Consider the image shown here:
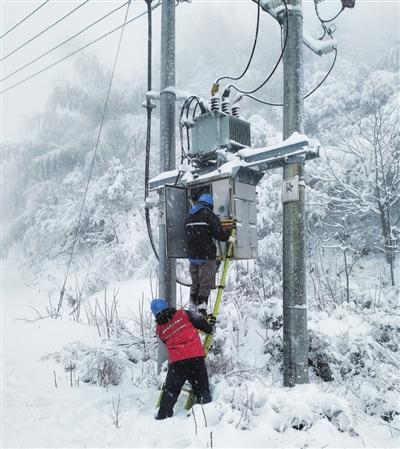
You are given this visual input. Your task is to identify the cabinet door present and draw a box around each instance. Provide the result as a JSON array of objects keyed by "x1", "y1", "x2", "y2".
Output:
[{"x1": 165, "y1": 185, "x2": 189, "y2": 258}]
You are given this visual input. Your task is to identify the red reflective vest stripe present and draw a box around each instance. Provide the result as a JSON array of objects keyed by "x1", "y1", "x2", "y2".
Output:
[{"x1": 156, "y1": 309, "x2": 205, "y2": 363}]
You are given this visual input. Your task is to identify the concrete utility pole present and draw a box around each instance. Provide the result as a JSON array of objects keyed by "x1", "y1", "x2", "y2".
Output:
[
  {"x1": 282, "y1": 0, "x2": 309, "y2": 386},
  {"x1": 158, "y1": 0, "x2": 176, "y2": 371}
]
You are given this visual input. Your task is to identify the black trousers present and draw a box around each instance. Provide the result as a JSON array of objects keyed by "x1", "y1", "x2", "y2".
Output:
[{"x1": 158, "y1": 357, "x2": 211, "y2": 419}]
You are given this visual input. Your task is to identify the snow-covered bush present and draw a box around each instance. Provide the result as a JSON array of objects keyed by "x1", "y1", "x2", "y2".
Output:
[
  {"x1": 56, "y1": 342, "x2": 128, "y2": 387},
  {"x1": 308, "y1": 330, "x2": 333, "y2": 381},
  {"x1": 268, "y1": 385, "x2": 353, "y2": 433},
  {"x1": 82, "y1": 349, "x2": 125, "y2": 387},
  {"x1": 368, "y1": 309, "x2": 400, "y2": 354},
  {"x1": 215, "y1": 380, "x2": 268, "y2": 430},
  {"x1": 207, "y1": 318, "x2": 240, "y2": 377},
  {"x1": 309, "y1": 300, "x2": 400, "y2": 423}
]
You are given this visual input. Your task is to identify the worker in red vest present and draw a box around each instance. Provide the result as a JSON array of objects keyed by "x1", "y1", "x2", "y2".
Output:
[{"x1": 151, "y1": 298, "x2": 214, "y2": 420}]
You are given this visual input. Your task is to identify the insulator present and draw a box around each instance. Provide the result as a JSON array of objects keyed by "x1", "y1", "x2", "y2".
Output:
[
  {"x1": 210, "y1": 95, "x2": 220, "y2": 112},
  {"x1": 231, "y1": 105, "x2": 240, "y2": 117},
  {"x1": 221, "y1": 100, "x2": 230, "y2": 115}
]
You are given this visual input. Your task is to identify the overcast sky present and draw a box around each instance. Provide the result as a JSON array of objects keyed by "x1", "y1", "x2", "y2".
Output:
[{"x1": 1, "y1": 0, "x2": 399, "y2": 142}]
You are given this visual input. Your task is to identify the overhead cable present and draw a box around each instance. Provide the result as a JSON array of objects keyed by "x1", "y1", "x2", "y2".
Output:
[
  {"x1": 241, "y1": 47, "x2": 338, "y2": 106},
  {"x1": 240, "y1": 93, "x2": 282, "y2": 106},
  {"x1": 303, "y1": 47, "x2": 337, "y2": 99},
  {"x1": 57, "y1": 1, "x2": 132, "y2": 316},
  {"x1": 144, "y1": 0, "x2": 159, "y2": 261},
  {"x1": 0, "y1": 9, "x2": 149, "y2": 95},
  {"x1": 215, "y1": 0, "x2": 261, "y2": 85},
  {"x1": 314, "y1": 1, "x2": 344, "y2": 23},
  {"x1": 0, "y1": 0, "x2": 51, "y2": 40},
  {"x1": 1, "y1": 0, "x2": 90, "y2": 62},
  {"x1": 227, "y1": 0, "x2": 288, "y2": 96},
  {"x1": 237, "y1": 0, "x2": 339, "y2": 108},
  {"x1": 1, "y1": 1, "x2": 130, "y2": 83},
  {"x1": 179, "y1": 95, "x2": 200, "y2": 161}
]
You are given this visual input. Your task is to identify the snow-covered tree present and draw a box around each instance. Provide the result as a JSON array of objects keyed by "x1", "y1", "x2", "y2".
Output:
[{"x1": 311, "y1": 71, "x2": 399, "y2": 286}]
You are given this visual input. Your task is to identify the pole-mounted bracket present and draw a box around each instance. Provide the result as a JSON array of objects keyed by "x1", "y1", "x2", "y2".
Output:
[
  {"x1": 251, "y1": 0, "x2": 338, "y2": 56},
  {"x1": 237, "y1": 132, "x2": 319, "y2": 170},
  {"x1": 303, "y1": 31, "x2": 337, "y2": 56},
  {"x1": 146, "y1": 88, "x2": 199, "y2": 102},
  {"x1": 149, "y1": 132, "x2": 320, "y2": 191},
  {"x1": 284, "y1": 154, "x2": 307, "y2": 165}
]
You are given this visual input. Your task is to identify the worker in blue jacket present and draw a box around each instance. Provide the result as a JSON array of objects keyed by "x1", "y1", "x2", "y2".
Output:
[{"x1": 184, "y1": 193, "x2": 235, "y2": 315}]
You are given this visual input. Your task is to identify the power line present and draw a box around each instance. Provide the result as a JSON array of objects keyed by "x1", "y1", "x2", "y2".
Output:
[
  {"x1": 57, "y1": 1, "x2": 132, "y2": 316},
  {"x1": 304, "y1": 47, "x2": 337, "y2": 99},
  {"x1": 215, "y1": 0, "x2": 261, "y2": 85},
  {"x1": 236, "y1": 0, "x2": 339, "y2": 108},
  {"x1": 0, "y1": 9, "x2": 149, "y2": 95},
  {"x1": 1, "y1": 0, "x2": 90, "y2": 63},
  {"x1": 227, "y1": 0, "x2": 289, "y2": 96},
  {"x1": 0, "y1": 0, "x2": 51, "y2": 40},
  {"x1": 314, "y1": 1, "x2": 344, "y2": 23},
  {"x1": 1, "y1": 1, "x2": 129, "y2": 83},
  {"x1": 241, "y1": 47, "x2": 338, "y2": 106},
  {"x1": 178, "y1": 95, "x2": 200, "y2": 161},
  {"x1": 144, "y1": 0, "x2": 159, "y2": 260},
  {"x1": 241, "y1": 93, "x2": 282, "y2": 106}
]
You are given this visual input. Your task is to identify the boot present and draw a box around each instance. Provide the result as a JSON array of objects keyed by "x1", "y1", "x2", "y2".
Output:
[
  {"x1": 196, "y1": 390, "x2": 212, "y2": 404},
  {"x1": 155, "y1": 410, "x2": 173, "y2": 420}
]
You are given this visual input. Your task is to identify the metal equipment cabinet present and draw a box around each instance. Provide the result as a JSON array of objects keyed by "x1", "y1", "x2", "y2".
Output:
[{"x1": 165, "y1": 167, "x2": 263, "y2": 260}]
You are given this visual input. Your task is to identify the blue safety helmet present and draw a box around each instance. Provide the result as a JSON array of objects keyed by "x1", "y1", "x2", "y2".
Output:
[
  {"x1": 198, "y1": 193, "x2": 214, "y2": 206},
  {"x1": 150, "y1": 298, "x2": 168, "y2": 316}
]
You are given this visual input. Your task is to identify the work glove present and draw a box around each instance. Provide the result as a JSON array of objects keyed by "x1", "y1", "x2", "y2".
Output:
[
  {"x1": 208, "y1": 315, "x2": 217, "y2": 326},
  {"x1": 198, "y1": 308, "x2": 207, "y2": 317},
  {"x1": 222, "y1": 220, "x2": 236, "y2": 232},
  {"x1": 228, "y1": 235, "x2": 236, "y2": 244}
]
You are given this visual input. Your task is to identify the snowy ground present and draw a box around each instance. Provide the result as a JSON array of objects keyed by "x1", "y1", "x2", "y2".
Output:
[{"x1": 2, "y1": 258, "x2": 400, "y2": 448}]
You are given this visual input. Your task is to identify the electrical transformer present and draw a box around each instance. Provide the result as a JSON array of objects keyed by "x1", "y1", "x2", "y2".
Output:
[{"x1": 190, "y1": 111, "x2": 251, "y2": 161}]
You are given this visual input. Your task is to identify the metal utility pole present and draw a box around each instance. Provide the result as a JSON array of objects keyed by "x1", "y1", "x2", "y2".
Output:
[
  {"x1": 282, "y1": 0, "x2": 309, "y2": 386},
  {"x1": 158, "y1": 0, "x2": 176, "y2": 371}
]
